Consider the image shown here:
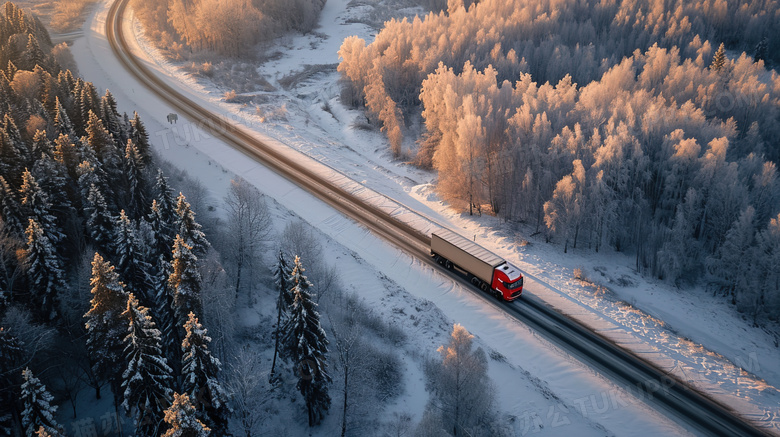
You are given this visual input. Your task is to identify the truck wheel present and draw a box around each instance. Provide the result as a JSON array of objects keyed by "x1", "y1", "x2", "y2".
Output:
[
  {"x1": 445, "y1": 260, "x2": 453, "y2": 270},
  {"x1": 480, "y1": 283, "x2": 488, "y2": 292}
]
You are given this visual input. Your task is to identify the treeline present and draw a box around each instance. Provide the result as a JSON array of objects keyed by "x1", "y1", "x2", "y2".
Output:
[
  {"x1": 338, "y1": 0, "x2": 780, "y2": 322},
  {"x1": 132, "y1": 0, "x2": 327, "y2": 57}
]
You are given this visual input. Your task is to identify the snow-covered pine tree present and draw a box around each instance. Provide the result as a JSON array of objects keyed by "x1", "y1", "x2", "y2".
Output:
[
  {"x1": 147, "y1": 200, "x2": 177, "y2": 367},
  {"x1": 123, "y1": 139, "x2": 147, "y2": 221},
  {"x1": 113, "y1": 210, "x2": 152, "y2": 306},
  {"x1": 84, "y1": 183, "x2": 114, "y2": 255},
  {"x1": 20, "y1": 368, "x2": 63, "y2": 436},
  {"x1": 53, "y1": 97, "x2": 74, "y2": 137},
  {"x1": 0, "y1": 175, "x2": 23, "y2": 238},
  {"x1": 84, "y1": 252, "x2": 128, "y2": 401},
  {"x1": 23, "y1": 219, "x2": 66, "y2": 321},
  {"x1": 270, "y1": 249, "x2": 292, "y2": 383},
  {"x1": 0, "y1": 328, "x2": 23, "y2": 436},
  {"x1": 122, "y1": 293, "x2": 173, "y2": 437},
  {"x1": 161, "y1": 393, "x2": 210, "y2": 437},
  {"x1": 754, "y1": 37, "x2": 768, "y2": 64},
  {"x1": 0, "y1": 129, "x2": 24, "y2": 185},
  {"x1": 169, "y1": 235, "x2": 203, "y2": 333},
  {"x1": 100, "y1": 90, "x2": 122, "y2": 141},
  {"x1": 23, "y1": 34, "x2": 44, "y2": 71},
  {"x1": 19, "y1": 169, "x2": 64, "y2": 247},
  {"x1": 2, "y1": 114, "x2": 28, "y2": 166},
  {"x1": 174, "y1": 193, "x2": 210, "y2": 257},
  {"x1": 129, "y1": 112, "x2": 152, "y2": 166},
  {"x1": 281, "y1": 255, "x2": 331, "y2": 426},
  {"x1": 711, "y1": 42, "x2": 727, "y2": 72},
  {"x1": 181, "y1": 312, "x2": 229, "y2": 434},
  {"x1": 85, "y1": 110, "x2": 121, "y2": 176}
]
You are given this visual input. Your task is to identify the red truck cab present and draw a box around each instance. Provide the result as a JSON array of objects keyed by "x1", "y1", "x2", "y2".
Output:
[{"x1": 492, "y1": 263, "x2": 524, "y2": 300}]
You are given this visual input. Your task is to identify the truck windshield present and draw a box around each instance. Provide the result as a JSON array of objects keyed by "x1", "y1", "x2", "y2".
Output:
[{"x1": 504, "y1": 277, "x2": 523, "y2": 290}]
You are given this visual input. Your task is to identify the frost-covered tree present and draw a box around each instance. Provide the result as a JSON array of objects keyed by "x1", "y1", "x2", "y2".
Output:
[
  {"x1": 422, "y1": 324, "x2": 496, "y2": 437},
  {"x1": 113, "y1": 210, "x2": 152, "y2": 306},
  {"x1": 129, "y1": 112, "x2": 152, "y2": 166},
  {"x1": 0, "y1": 176, "x2": 23, "y2": 238},
  {"x1": 281, "y1": 256, "x2": 331, "y2": 426},
  {"x1": 0, "y1": 328, "x2": 23, "y2": 436},
  {"x1": 169, "y1": 235, "x2": 203, "y2": 336},
  {"x1": 175, "y1": 193, "x2": 210, "y2": 257},
  {"x1": 269, "y1": 249, "x2": 292, "y2": 383},
  {"x1": 19, "y1": 170, "x2": 64, "y2": 247},
  {"x1": 161, "y1": 392, "x2": 210, "y2": 437},
  {"x1": 20, "y1": 368, "x2": 63, "y2": 437},
  {"x1": 84, "y1": 252, "x2": 128, "y2": 401},
  {"x1": 123, "y1": 140, "x2": 147, "y2": 221},
  {"x1": 223, "y1": 177, "x2": 271, "y2": 298},
  {"x1": 84, "y1": 183, "x2": 114, "y2": 256},
  {"x1": 710, "y1": 42, "x2": 727, "y2": 72},
  {"x1": 181, "y1": 312, "x2": 229, "y2": 434},
  {"x1": 23, "y1": 219, "x2": 66, "y2": 321},
  {"x1": 122, "y1": 293, "x2": 173, "y2": 436}
]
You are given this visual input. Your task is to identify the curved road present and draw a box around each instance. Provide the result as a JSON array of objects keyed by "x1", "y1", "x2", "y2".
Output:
[{"x1": 106, "y1": 1, "x2": 769, "y2": 435}]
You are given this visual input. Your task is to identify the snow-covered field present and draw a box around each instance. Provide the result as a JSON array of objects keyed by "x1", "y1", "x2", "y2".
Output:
[{"x1": 63, "y1": 0, "x2": 779, "y2": 434}]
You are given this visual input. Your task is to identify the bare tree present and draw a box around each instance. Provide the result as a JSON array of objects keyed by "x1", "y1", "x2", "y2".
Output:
[
  {"x1": 329, "y1": 300, "x2": 371, "y2": 437},
  {"x1": 224, "y1": 178, "x2": 271, "y2": 300},
  {"x1": 224, "y1": 347, "x2": 267, "y2": 437},
  {"x1": 199, "y1": 248, "x2": 236, "y2": 360},
  {"x1": 280, "y1": 220, "x2": 338, "y2": 301}
]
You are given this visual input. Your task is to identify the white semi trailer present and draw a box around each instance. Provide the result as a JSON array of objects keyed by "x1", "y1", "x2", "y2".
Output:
[{"x1": 431, "y1": 229, "x2": 523, "y2": 301}]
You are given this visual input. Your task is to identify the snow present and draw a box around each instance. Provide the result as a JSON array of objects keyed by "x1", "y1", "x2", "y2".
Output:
[{"x1": 62, "y1": 0, "x2": 780, "y2": 435}]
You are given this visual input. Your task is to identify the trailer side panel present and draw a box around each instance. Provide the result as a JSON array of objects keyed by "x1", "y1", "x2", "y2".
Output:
[{"x1": 431, "y1": 229, "x2": 504, "y2": 284}]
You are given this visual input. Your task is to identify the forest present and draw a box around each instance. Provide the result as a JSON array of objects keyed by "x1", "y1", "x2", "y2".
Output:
[
  {"x1": 131, "y1": 0, "x2": 327, "y2": 57},
  {"x1": 338, "y1": 0, "x2": 780, "y2": 323}
]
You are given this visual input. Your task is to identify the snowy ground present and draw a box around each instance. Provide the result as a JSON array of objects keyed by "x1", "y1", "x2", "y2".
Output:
[{"x1": 59, "y1": 0, "x2": 780, "y2": 434}]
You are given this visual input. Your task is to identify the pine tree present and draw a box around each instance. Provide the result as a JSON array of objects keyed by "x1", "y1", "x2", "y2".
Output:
[
  {"x1": 270, "y1": 249, "x2": 292, "y2": 383},
  {"x1": 53, "y1": 97, "x2": 74, "y2": 137},
  {"x1": 84, "y1": 252, "x2": 128, "y2": 401},
  {"x1": 281, "y1": 256, "x2": 331, "y2": 427},
  {"x1": 711, "y1": 42, "x2": 727, "y2": 72},
  {"x1": 161, "y1": 393, "x2": 210, "y2": 437},
  {"x1": 19, "y1": 169, "x2": 64, "y2": 247},
  {"x1": 0, "y1": 129, "x2": 24, "y2": 184},
  {"x1": 169, "y1": 236, "x2": 203, "y2": 336},
  {"x1": 20, "y1": 368, "x2": 63, "y2": 436},
  {"x1": 122, "y1": 293, "x2": 173, "y2": 437},
  {"x1": 147, "y1": 200, "x2": 178, "y2": 367},
  {"x1": 754, "y1": 37, "x2": 768, "y2": 65},
  {"x1": 0, "y1": 175, "x2": 23, "y2": 238},
  {"x1": 84, "y1": 183, "x2": 114, "y2": 254},
  {"x1": 23, "y1": 219, "x2": 66, "y2": 321},
  {"x1": 0, "y1": 328, "x2": 23, "y2": 437},
  {"x1": 86, "y1": 110, "x2": 120, "y2": 172},
  {"x1": 174, "y1": 193, "x2": 210, "y2": 257},
  {"x1": 113, "y1": 210, "x2": 152, "y2": 306},
  {"x1": 23, "y1": 34, "x2": 44, "y2": 71},
  {"x1": 181, "y1": 312, "x2": 229, "y2": 434},
  {"x1": 124, "y1": 139, "x2": 147, "y2": 220},
  {"x1": 3, "y1": 113, "x2": 28, "y2": 165},
  {"x1": 129, "y1": 112, "x2": 152, "y2": 166},
  {"x1": 100, "y1": 90, "x2": 122, "y2": 140}
]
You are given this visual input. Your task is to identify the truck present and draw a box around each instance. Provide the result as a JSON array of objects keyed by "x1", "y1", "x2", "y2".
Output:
[{"x1": 431, "y1": 229, "x2": 523, "y2": 301}]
